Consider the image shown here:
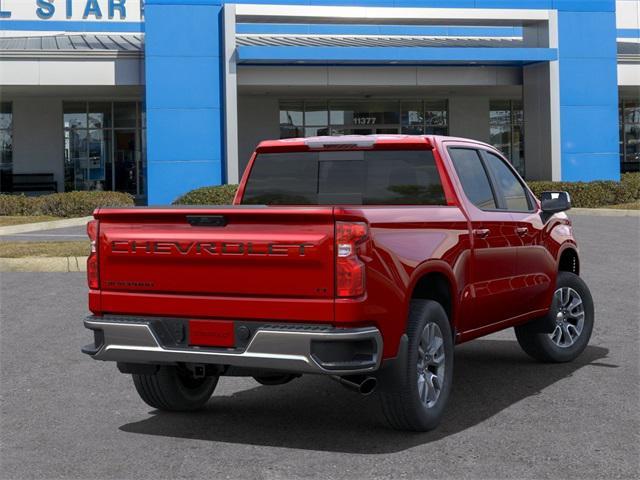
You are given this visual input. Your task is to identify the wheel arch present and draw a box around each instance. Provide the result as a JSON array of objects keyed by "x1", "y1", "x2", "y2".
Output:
[
  {"x1": 558, "y1": 245, "x2": 580, "y2": 275},
  {"x1": 407, "y1": 261, "x2": 458, "y2": 337}
]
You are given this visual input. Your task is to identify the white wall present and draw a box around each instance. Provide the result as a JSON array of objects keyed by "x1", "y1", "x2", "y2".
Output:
[
  {"x1": 617, "y1": 0, "x2": 640, "y2": 30},
  {"x1": 237, "y1": 96, "x2": 280, "y2": 177},
  {"x1": 12, "y1": 97, "x2": 64, "y2": 191}
]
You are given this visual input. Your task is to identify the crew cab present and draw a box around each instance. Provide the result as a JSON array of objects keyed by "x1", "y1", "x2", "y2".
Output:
[{"x1": 82, "y1": 135, "x2": 594, "y2": 431}]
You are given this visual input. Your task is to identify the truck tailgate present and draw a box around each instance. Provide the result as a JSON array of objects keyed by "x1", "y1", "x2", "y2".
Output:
[{"x1": 94, "y1": 207, "x2": 335, "y2": 319}]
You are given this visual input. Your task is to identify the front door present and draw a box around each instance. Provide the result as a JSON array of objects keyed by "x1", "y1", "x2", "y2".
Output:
[
  {"x1": 479, "y1": 150, "x2": 556, "y2": 315},
  {"x1": 446, "y1": 146, "x2": 521, "y2": 332}
]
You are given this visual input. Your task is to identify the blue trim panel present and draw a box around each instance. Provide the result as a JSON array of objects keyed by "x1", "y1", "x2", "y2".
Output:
[
  {"x1": 236, "y1": 46, "x2": 557, "y2": 64},
  {"x1": 0, "y1": 20, "x2": 144, "y2": 32},
  {"x1": 557, "y1": 10, "x2": 619, "y2": 181},
  {"x1": 145, "y1": 2, "x2": 225, "y2": 205},
  {"x1": 236, "y1": 23, "x2": 524, "y2": 37},
  {"x1": 617, "y1": 29, "x2": 640, "y2": 39}
]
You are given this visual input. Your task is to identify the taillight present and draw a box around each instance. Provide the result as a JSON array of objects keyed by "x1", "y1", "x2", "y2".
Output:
[
  {"x1": 87, "y1": 220, "x2": 99, "y2": 289},
  {"x1": 335, "y1": 221, "x2": 368, "y2": 298}
]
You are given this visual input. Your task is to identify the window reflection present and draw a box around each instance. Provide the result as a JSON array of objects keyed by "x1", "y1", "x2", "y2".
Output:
[
  {"x1": 0, "y1": 102, "x2": 13, "y2": 192},
  {"x1": 490, "y1": 100, "x2": 524, "y2": 176},
  {"x1": 280, "y1": 99, "x2": 449, "y2": 139},
  {"x1": 63, "y1": 101, "x2": 146, "y2": 198},
  {"x1": 620, "y1": 99, "x2": 640, "y2": 173}
]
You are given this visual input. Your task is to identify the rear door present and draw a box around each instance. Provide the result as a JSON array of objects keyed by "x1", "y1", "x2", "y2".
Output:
[{"x1": 446, "y1": 146, "x2": 521, "y2": 332}]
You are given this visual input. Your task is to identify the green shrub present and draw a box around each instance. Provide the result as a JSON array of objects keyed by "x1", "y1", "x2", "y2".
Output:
[
  {"x1": 0, "y1": 191, "x2": 134, "y2": 217},
  {"x1": 173, "y1": 184, "x2": 239, "y2": 205},
  {"x1": 527, "y1": 172, "x2": 640, "y2": 208},
  {"x1": 0, "y1": 194, "x2": 39, "y2": 216}
]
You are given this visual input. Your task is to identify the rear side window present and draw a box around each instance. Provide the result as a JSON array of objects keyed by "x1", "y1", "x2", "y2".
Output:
[
  {"x1": 448, "y1": 148, "x2": 497, "y2": 210},
  {"x1": 482, "y1": 151, "x2": 532, "y2": 211},
  {"x1": 242, "y1": 150, "x2": 446, "y2": 205}
]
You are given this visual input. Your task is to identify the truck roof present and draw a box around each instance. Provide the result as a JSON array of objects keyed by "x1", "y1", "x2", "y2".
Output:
[{"x1": 256, "y1": 134, "x2": 493, "y2": 152}]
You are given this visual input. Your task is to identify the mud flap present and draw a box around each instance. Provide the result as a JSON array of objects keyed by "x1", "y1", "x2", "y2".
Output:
[{"x1": 375, "y1": 334, "x2": 408, "y2": 392}]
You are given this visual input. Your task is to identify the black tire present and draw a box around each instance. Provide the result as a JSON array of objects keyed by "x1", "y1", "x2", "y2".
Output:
[
  {"x1": 253, "y1": 374, "x2": 298, "y2": 386},
  {"x1": 515, "y1": 271, "x2": 594, "y2": 363},
  {"x1": 132, "y1": 365, "x2": 219, "y2": 411},
  {"x1": 379, "y1": 300, "x2": 454, "y2": 432}
]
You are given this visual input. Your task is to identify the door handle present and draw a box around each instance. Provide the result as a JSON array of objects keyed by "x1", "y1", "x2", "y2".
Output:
[
  {"x1": 516, "y1": 227, "x2": 529, "y2": 236},
  {"x1": 473, "y1": 228, "x2": 490, "y2": 239}
]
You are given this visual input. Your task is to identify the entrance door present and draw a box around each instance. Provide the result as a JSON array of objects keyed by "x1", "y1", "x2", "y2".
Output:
[{"x1": 114, "y1": 131, "x2": 139, "y2": 195}]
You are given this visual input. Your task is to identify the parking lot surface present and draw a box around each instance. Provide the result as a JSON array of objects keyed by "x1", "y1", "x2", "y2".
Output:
[
  {"x1": 0, "y1": 226, "x2": 86, "y2": 243},
  {"x1": 1, "y1": 214, "x2": 638, "y2": 480}
]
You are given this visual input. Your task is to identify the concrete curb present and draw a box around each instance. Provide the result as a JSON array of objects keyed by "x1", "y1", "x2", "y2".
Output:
[
  {"x1": 570, "y1": 208, "x2": 640, "y2": 217},
  {"x1": 0, "y1": 256, "x2": 88, "y2": 272},
  {"x1": 0, "y1": 216, "x2": 92, "y2": 236}
]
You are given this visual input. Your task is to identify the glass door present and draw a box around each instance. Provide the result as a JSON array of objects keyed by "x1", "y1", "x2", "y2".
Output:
[{"x1": 114, "y1": 130, "x2": 138, "y2": 195}]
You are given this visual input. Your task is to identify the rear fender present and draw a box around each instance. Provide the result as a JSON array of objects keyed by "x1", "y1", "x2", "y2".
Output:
[{"x1": 406, "y1": 260, "x2": 459, "y2": 335}]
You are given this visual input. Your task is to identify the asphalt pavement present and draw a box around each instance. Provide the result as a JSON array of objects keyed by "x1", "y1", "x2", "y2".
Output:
[
  {"x1": 0, "y1": 226, "x2": 87, "y2": 243},
  {"x1": 1, "y1": 214, "x2": 638, "y2": 480}
]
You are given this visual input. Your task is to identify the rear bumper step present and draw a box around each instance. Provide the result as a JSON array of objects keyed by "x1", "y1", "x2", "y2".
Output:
[{"x1": 82, "y1": 316, "x2": 382, "y2": 375}]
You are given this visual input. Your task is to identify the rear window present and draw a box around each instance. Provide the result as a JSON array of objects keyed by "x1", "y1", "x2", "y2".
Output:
[{"x1": 241, "y1": 150, "x2": 446, "y2": 205}]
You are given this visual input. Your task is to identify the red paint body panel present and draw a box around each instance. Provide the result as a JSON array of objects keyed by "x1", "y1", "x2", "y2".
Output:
[{"x1": 88, "y1": 135, "x2": 578, "y2": 361}]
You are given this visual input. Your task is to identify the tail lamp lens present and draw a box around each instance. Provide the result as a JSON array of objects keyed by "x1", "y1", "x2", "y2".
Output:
[
  {"x1": 87, "y1": 220, "x2": 99, "y2": 289},
  {"x1": 336, "y1": 221, "x2": 368, "y2": 298}
]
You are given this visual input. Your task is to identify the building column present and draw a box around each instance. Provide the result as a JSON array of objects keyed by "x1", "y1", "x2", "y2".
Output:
[
  {"x1": 144, "y1": 0, "x2": 225, "y2": 205},
  {"x1": 556, "y1": 7, "x2": 620, "y2": 181}
]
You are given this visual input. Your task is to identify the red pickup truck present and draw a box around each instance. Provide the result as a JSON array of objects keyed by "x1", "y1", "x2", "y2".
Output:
[{"x1": 82, "y1": 135, "x2": 594, "y2": 431}]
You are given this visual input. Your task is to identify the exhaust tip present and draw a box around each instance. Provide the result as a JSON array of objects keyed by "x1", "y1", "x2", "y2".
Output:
[{"x1": 359, "y1": 377, "x2": 377, "y2": 396}]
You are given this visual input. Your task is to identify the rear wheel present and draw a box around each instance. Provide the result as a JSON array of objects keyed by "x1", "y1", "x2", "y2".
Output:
[
  {"x1": 132, "y1": 365, "x2": 219, "y2": 411},
  {"x1": 515, "y1": 271, "x2": 594, "y2": 363},
  {"x1": 379, "y1": 300, "x2": 454, "y2": 431}
]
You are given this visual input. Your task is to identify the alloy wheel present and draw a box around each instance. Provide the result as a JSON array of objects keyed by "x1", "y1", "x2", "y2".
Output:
[
  {"x1": 549, "y1": 287, "x2": 585, "y2": 348},
  {"x1": 417, "y1": 322, "x2": 446, "y2": 408}
]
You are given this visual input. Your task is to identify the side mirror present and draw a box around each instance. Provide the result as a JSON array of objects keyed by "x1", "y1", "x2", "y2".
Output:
[{"x1": 540, "y1": 191, "x2": 571, "y2": 217}]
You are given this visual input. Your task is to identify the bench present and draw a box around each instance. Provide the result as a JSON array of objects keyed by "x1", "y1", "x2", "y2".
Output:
[{"x1": 10, "y1": 173, "x2": 58, "y2": 194}]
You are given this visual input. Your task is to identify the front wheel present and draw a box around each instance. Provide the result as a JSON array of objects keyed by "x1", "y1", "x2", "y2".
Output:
[
  {"x1": 379, "y1": 300, "x2": 454, "y2": 432},
  {"x1": 132, "y1": 365, "x2": 219, "y2": 411},
  {"x1": 515, "y1": 271, "x2": 594, "y2": 363}
]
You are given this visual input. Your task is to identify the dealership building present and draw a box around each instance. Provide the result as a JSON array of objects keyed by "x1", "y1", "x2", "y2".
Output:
[{"x1": 0, "y1": 0, "x2": 638, "y2": 204}]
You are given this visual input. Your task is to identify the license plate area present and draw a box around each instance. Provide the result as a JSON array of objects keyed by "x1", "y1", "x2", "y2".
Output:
[{"x1": 189, "y1": 319, "x2": 235, "y2": 347}]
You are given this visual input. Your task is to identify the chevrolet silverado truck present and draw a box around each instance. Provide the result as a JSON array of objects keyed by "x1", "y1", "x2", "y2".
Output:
[{"x1": 82, "y1": 135, "x2": 594, "y2": 431}]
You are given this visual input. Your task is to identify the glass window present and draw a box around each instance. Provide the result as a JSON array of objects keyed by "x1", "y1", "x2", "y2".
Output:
[
  {"x1": 304, "y1": 101, "x2": 328, "y2": 127},
  {"x1": 490, "y1": 100, "x2": 524, "y2": 176},
  {"x1": 449, "y1": 148, "x2": 496, "y2": 210},
  {"x1": 242, "y1": 150, "x2": 446, "y2": 205},
  {"x1": 620, "y1": 99, "x2": 640, "y2": 173},
  {"x1": 114, "y1": 102, "x2": 136, "y2": 128},
  {"x1": 63, "y1": 101, "x2": 145, "y2": 197},
  {"x1": 483, "y1": 151, "x2": 531, "y2": 211},
  {"x1": 64, "y1": 102, "x2": 87, "y2": 129},
  {"x1": 0, "y1": 102, "x2": 12, "y2": 192},
  {"x1": 89, "y1": 102, "x2": 112, "y2": 129},
  {"x1": 280, "y1": 99, "x2": 448, "y2": 139}
]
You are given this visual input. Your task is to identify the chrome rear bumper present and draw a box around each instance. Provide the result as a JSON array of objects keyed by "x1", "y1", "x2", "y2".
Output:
[{"x1": 83, "y1": 316, "x2": 382, "y2": 375}]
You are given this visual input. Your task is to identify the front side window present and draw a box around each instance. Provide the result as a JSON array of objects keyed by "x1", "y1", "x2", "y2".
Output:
[
  {"x1": 448, "y1": 148, "x2": 496, "y2": 210},
  {"x1": 242, "y1": 150, "x2": 446, "y2": 206},
  {"x1": 483, "y1": 151, "x2": 531, "y2": 211}
]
